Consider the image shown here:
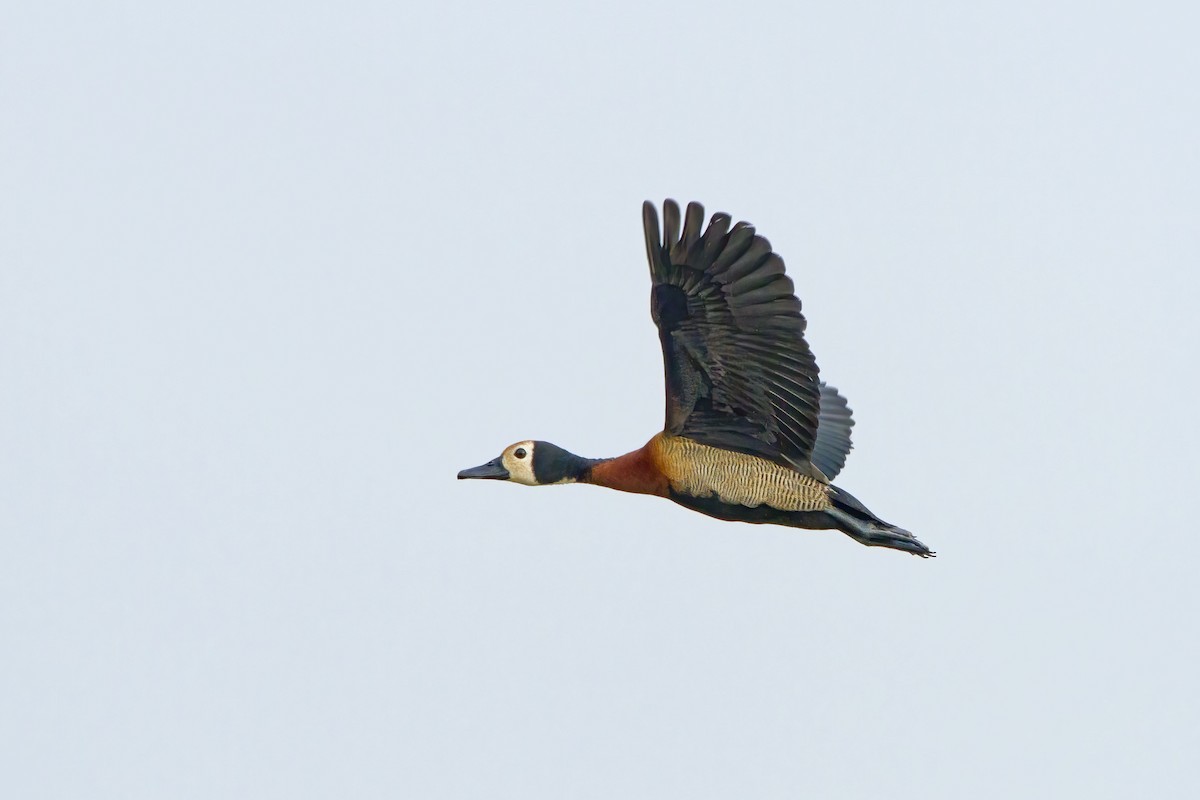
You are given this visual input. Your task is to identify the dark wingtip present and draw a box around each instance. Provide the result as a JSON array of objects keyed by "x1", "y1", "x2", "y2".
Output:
[
  {"x1": 662, "y1": 199, "x2": 682, "y2": 254},
  {"x1": 642, "y1": 200, "x2": 662, "y2": 273},
  {"x1": 679, "y1": 201, "x2": 706, "y2": 258}
]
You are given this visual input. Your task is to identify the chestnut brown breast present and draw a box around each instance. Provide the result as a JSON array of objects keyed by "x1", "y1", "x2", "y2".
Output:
[{"x1": 585, "y1": 439, "x2": 670, "y2": 496}]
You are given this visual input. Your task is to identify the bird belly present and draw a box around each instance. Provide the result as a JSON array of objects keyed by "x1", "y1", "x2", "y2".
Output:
[{"x1": 652, "y1": 435, "x2": 832, "y2": 512}]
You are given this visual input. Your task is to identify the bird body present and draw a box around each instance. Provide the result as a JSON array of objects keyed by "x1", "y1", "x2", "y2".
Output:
[
  {"x1": 459, "y1": 200, "x2": 932, "y2": 556},
  {"x1": 586, "y1": 433, "x2": 830, "y2": 508},
  {"x1": 650, "y1": 433, "x2": 831, "y2": 511}
]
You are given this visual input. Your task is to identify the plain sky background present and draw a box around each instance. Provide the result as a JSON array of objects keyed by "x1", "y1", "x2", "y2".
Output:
[{"x1": 2, "y1": 1, "x2": 1198, "y2": 797}]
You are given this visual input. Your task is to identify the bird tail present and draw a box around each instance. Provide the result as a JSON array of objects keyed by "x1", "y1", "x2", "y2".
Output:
[{"x1": 828, "y1": 487, "x2": 934, "y2": 557}]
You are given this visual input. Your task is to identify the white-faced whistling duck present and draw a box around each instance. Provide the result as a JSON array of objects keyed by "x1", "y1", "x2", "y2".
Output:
[{"x1": 459, "y1": 200, "x2": 933, "y2": 557}]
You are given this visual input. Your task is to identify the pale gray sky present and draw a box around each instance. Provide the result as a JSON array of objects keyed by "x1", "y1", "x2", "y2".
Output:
[{"x1": 2, "y1": 1, "x2": 1198, "y2": 798}]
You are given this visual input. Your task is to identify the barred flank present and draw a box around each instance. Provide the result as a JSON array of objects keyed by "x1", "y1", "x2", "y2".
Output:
[{"x1": 655, "y1": 435, "x2": 832, "y2": 512}]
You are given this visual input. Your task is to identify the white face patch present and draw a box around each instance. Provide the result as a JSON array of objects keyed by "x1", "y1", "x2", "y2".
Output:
[{"x1": 501, "y1": 440, "x2": 539, "y2": 486}]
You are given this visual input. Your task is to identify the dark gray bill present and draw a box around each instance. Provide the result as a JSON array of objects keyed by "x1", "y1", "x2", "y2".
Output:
[{"x1": 457, "y1": 458, "x2": 509, "y2": 480}]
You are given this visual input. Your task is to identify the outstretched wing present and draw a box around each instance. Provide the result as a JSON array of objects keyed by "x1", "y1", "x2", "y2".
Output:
[
  {"x1": 644, "y1": 199, "x2": 822, "y2": 475},
  {"x1": 812, "y1": 382, "x2": 855, "y2": 481}
]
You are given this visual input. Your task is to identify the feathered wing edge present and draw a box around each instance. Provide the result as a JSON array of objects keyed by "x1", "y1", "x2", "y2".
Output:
[
  {"x1": 812, "y1": 382, "x2": 854, "y2": 481},
  {"x1": 642, "y1": 199, "x2": 823, "y2": 471}
]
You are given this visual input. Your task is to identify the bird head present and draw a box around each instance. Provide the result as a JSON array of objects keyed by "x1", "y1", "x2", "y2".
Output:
[{"x1": 457, "y1": 441, "x2": 594, "y2": 486}]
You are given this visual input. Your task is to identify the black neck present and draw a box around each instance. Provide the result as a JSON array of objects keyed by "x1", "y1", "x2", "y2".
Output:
[{"x1": 532, "y1": 441, "x2": 607, "y2": 483}]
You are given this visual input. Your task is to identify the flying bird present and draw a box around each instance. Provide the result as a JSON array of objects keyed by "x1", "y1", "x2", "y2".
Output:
[{"x1": 458, "y1": 200, "x2": 931, "y2": 556}]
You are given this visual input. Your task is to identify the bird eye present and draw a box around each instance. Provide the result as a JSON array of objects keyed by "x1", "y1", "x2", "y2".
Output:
[{"x1": 514, "y1": 448, "x2": 527, "y2": 459}]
